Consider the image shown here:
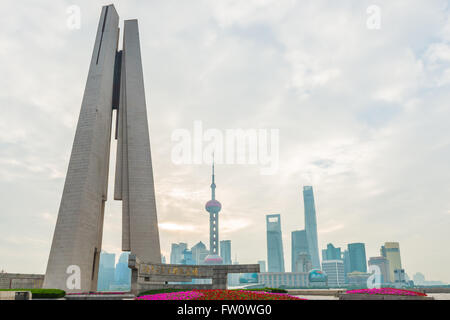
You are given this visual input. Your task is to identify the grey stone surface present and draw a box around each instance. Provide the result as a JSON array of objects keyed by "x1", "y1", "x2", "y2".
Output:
[
  {"x1": 0, "y1": 273, "x2": 44, "y2": 289},
  {"x1": 114, "y1": 19, "x2": 161, "y2": 262},
  {"x1": 129, "y1": 257, "x2": 260, "y2": 294},
  {"x1": 43, "y1": 5, "x2": 119, "y2": 292}
]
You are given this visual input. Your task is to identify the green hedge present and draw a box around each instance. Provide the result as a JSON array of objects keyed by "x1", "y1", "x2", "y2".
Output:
[{"x1": 0, "y1": 289, "x2": 66, "y2": 299}]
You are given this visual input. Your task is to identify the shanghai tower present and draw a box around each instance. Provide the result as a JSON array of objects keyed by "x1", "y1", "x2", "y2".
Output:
[{"x1": 303, "y1": 186, "x2": 320, "y2": 269}]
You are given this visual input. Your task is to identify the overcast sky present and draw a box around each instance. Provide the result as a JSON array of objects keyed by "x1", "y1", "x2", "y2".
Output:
[{"x1": 1, "y1": 0, "x2": 450, "y2": 283}]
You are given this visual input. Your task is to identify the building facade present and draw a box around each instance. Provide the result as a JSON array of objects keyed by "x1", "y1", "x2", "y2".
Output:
[
  {"x1": 291, "y1": 230, "x2": 309, "y2": 272},
  {"x1": 368, "y1": 256, "x2": 391, "y2": 283},
  {"x1": 97, "y1": 252, "x2": 116, "y2": 291},
  {"x1": 192, "y1": 241, "x2": 209, "y2": 265},
  {"x1": 303, "y1": 186, "x2": 320, "y2": 269},
  {"x1": 258, "y1": 260, "x2": 266, "y2": 273},
  {"x1": 170, "y1": 243, "x2": 188, "y2": 264},
  {"x1": 220, "y1": 240, "x2": 232, "y2": 265},
  {"x1": 321, "y1": 260, "x2": 345, "y2": 288},
  {"x1": 258, "y1": 272, "x2": 309, "y2": 288},
  {"x1": 322, "y1": 243, "x2": 342, "y2": 261},
  {"x1": 381, "y1": 242, "x2": 402, "y2": 283},
  {"x1": 348, "y1": 243, "x2": 367, "y2": 273},
  {"x1": 266, "y1": 214, "x2": 285, "y2": 272}
]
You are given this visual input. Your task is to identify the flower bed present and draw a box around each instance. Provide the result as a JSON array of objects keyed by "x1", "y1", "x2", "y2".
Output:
[
  {"x1": 136, "y1": 291, "x2": 205, "y2": 300},
  {"x1": 346, "y1": 288, "x2": 427, "y2": 297},
  {"x1": 136, "y1": 289, "x2": 305, "y2": 301}
]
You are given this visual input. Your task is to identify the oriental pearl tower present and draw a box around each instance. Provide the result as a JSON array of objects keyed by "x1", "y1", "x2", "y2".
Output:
[{"x1": 203, "y1": 157, "x2": 223, "y2": 265}]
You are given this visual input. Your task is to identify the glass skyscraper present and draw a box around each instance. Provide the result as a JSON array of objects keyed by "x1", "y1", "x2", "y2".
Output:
[
  {"x1": 220, "y1": 240, "x2": 232, "y2": 265},
  {"x1": 322, "y1": 243, "x2": 342, "y2": 261},
  {"x1": 266, "y1": 214, "x2": 285, "y2": 272},
  {"x1": 114, "y1": 252, "x2": 131, "y2": 288},
  {"x1": 170, "y1": 242, "x2": 188, "y2": 264},
  {"x1": 303, "y1": 186, "x2": 320, "y2": 269},
  {"x1": 348, "y1": 243, "x2": 367, "y2": 273},
  {"x1": 97, "y1": 251, "x2": 115, "y2": 291},
  {"x1": 291, "y1": 230, "x2": 309, "y2": 272}
]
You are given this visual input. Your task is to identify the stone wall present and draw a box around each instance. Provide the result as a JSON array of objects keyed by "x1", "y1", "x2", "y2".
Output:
[{"x1": 0, "y1": 273, "x2": 44, "y2": 289}]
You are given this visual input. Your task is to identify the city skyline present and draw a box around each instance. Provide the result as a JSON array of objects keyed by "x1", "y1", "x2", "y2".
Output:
[{"x1": 1, "y1": 0, "x2": 450, "y2": 284}]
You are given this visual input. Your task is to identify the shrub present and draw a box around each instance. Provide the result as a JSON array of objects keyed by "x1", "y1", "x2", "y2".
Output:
[{"x1": 0, "y1": 289, "x2": 66, "y2": 299}]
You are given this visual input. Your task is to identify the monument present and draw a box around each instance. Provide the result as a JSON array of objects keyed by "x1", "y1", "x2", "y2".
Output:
[{"x1": 43, "y1": 4, "x2": 161, "y2": 292}]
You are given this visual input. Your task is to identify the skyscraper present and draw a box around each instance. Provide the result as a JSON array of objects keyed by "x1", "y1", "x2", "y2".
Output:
[
  {"x1": 322, "y1": 243, "x2": 342, "y2": 261},
  {"x1": 381, "y1": 242, "x2": 402, "y2": 282},
  {"x1": 97, "y1": 251, "x2": 116, "y2": 291},
  {"x1": 266, "y1": 214, "x2": 285, "y2": 272},
  {"x1": 321, "y1": 260, "x2": 345, "y2": 287},
  {"x1": 220, "y1": 240, "x2": 232, "y2": 265},
  {"x1": 294, "y1": 253, "x2": 313, "y2": 273},
  {"x1": 43, "y1": 5, "x2": 161, "y2": 292},
  {"x1": 348, "y1": 243, "x2": 367, "y2": 273},
  {"x1": 303, "y1": 186, "x2": 320, "y2": 269},
  {"x1": 291, "y1": 230, "x2": 309, "y2": 272},
  {"x1": 191, "y1": 241, "x2": 209, "y2": 265},
  {"x1": 114, "y1": 252, "x2": 131, "y2": 284},
  {"x1": 170, "y1": 243, "x2": 188, "y2": 264},
  {"x1": 258, "y1": 260, "x2": 266, "y2": 273},
  {"x1": 181, "y1": 249, "x2": 195, "y2": 265},
  {"x1": 204, "y1": 159, "x2": 223, "y2": 265}
]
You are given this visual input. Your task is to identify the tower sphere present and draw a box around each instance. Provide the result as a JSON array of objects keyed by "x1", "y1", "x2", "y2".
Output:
[{"x1": 205, "y1": 199, "x2": 222, "y2": 213}]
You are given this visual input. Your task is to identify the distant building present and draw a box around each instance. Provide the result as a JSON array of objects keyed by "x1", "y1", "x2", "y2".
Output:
[
  {"x1": 191, "y1": 241, "x2": 209, "y2": 265},
  {"x1": 258, "y1": 260, "x2": 266, "y2": 273},
  {"x1": 291, "y1": 230, "x2": 309, "y2": 272},
  {"x1": 266, "y1": 214, "x2": 285, "y2": 272},
  {"x1": 294, "y1": 253, "x2": 313, "y2": 273},
  {"x1": 348, "y1": 243, "x2": 367, "y2": 273},
  {"x1": 259, "y1": 272, "x2": 309, "y2": 288},
  {"x1": 321, "y1": 260, "x2": 345, "y2": 288},
  {"x1": 347, "y1": 271, "x2": 371, "y2": 287},
  {"x1": 220, "y1": 240, "x2": 232, "y2": 265},
  {"x1": 170, "y1": 243, "x2": 188, "y2": 264},
  {"x1": 228, "y1": 261, "x2": 240, "y2": 287},
  {"x1": 303, "y1": 186, "x2": 321, "y2": 269},
  {"x1": 381, "y1": 242, "x2": 402, "y2": 283},
  {"x1": 368, "y1": 256, "x2": 391, "y2": 283},
  {"x1": 413, "y1": 272, "x2": 425, "y2": 285},
  {"x1": 181, "y1": 249, "x2": 195, "y2": 265},
  {"x1": 114, "y1": 252, "x2": 131, "y2": 289},
  {"x1": 342, "y1": 250, "x2": 351, "y2": 281},
  {"x1": 161, "y1": 255, "x2": 166, "y2": 264},
  {"x1": 322, "y1": 243, "x2": 342, "y2": 261},
  {"x1": 394, "y1": 269, "x2": 406, "y2": 284},
  {"x1": 97, "y1": 251, "x2": 115, "y2": 291}
]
